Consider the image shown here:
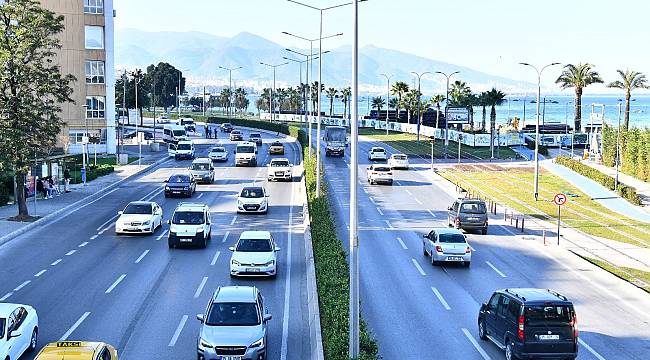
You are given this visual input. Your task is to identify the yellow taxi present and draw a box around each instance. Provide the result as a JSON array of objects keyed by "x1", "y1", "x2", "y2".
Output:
[{"x1": 35, "y1": 341, "x2": 118, "y2": 360}]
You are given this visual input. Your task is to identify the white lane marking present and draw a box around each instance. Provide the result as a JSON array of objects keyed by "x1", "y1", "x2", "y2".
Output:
[
  {"x1": 411, "y1": 258, "x2": 427, "y2": 276},
  {"x1": 197, "y1": 193, "x2": 204, "y2": 199},
  {"x1": 230, "y1": 215, "x2": 237, "y2": 225},
  {"x1": 78, "y1": 241, "x2": 89, "y2": 247},
  {"x1": 34, "y1": 269, "x2": 47, "y2": 277},
  {"x1": 105, "y1": 274, "x2": 127, "y2": 294},
  {"x1": 65, "y1": 250, "x2": 77, "y2": 256},
  {"x1": 59, "y1": 312, "x2": 91, "y2": 341},
  {"x1": 578, "y1": 338, "x2": 607, "y2": 360},
  {"x1": 396, "y1": 237, "x2": 408, "y2": 250},
  {"x1": 210, "y1": 251, "x2": 221, "y2": 266},
  {"x1": 135, "y1": 249, "x2": 150, "y2": 264},
  {"x1": 90, "y1": 235, "x2": 98, "y2": 240},
  {"x1": 346, "y1": 163, "x2": 350, "y2": 168},
  {"x1": 369, "y1": 197, "x2": 376, "y2": 204},
  {"x1": 414, "y1": 198, "x2": 423, "y2": 205},
  {"x1": 385, "y1": 220, "x2": 393, "y2": 229},
  {"x1": 405, "y1": 189, "x2": 413, "y2": 196},
  {"x1": 97, "y1": 214, "x2": 119, "y2": 231},
  {"x1": 168, "y1": 315, "x2": 188, "y2": 347},
  {"x1": 427, "y1": 209, "x2": 436, "y2": 218},
  {"x1": 376, "y1": 207, "x2": 384, "y2": 215},
  {"x1": 194, "y1": 277, "x2": 209, "y2": 298},
  {"x1": 431, "y1": 287, "x2": 451, "y2": 310},
  {"x1": 462, "y1": 328, "x2": 492, "y2": 360},
  {"x1": 143, "y1": 188, "x2": 164, "y2": 202},
  {"x1": 280, "y1": 176, "x2": 296, "y2": 360},
  {"x1": 486, "y1": 261, "x2": 507, "y2": 278},
  {"x1": 51, "y1": 259, "x2": 62, "y2": 266},
  {"x1": 362, "y1": 188, "x2": 368, "y2": 194},
  {"x1": 156, "y1": 229, "x2": 168, "y2": 241},
  {"x1": 221, "y1": 230, "x2": 230, "y2": 243},
  {"x1": 14, "y1": 280, "x2": 30, "y2": 292},
  {"x1": 0, "y1": 292, "x2": 12, "y2": 301}
]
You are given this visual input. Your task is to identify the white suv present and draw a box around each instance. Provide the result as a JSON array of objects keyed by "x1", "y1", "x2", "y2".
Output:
[
  {"x1": 229, "y1": 231, "x2": 280, "y2": 277},
  {"x1": 235, "y1": 142, "x2": 258, "y2": 167},
  {"x1": 388, "y1": 153, "x2": 409, "y2": 170},
  {"x1": 167, "y1": 202, "x2": 212, "y2": 248},
  {"x1": 267, "y1": 158, "x2": 293, "y2": 182},
  {"x1": 175, "y1": 140, "x2": 195, "y2": 160},
  {"x1": 368, "y1": 147, "x2": 387, "y2": 161},
  {"x1": 367, "y1": 164, "x2": 393, "y2": 185}
]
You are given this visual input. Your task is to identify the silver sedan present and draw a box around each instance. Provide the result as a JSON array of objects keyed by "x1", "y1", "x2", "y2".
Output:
[{"x1": 422, "y1": 227, "x2": 472, "y2": 267}]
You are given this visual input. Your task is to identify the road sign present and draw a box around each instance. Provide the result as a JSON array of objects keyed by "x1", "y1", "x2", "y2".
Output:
[
  {"x1": 446, "y1": 107, "x2": 470, "y2": 124},
  {"x1": 553, "y1": 193, "x2": 567, "y2": 206}
]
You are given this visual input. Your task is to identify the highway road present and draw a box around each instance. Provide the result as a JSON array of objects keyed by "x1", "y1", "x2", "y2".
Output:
[
  {"x1": 316, "y1": 131, "x2": 650, "y2": 360},
  {"x1": 0, "y1": 127, "x2": 311, "y2": 359}
]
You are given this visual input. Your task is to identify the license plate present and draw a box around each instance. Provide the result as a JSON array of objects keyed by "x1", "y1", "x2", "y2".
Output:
[
  {"x1": 468, "y1": 217, "x2": 479, "y2": 221},
  {"x1": 447, "y1": 256, "x2": 463, "y2": 261},
  {"x1": 219, "y1": 357, "x2": 242, "y2": 360},
  {"x1": 180, "y1": 238, "x2": 193, "y2": 242},
  {"x1": 246, "y1": 268, "x2": 260, "y2": 272},
  {"x1": 538, "y1": 334, "x2": 559, "y2": 340},
  {"x1": 173, "y1": 191, "x2": 180, "y2": 194}
]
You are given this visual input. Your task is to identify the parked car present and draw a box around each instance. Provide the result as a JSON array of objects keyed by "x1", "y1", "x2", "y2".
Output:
[
  {"x1": 196, "y1": 286, "x2": 271, "y2": 360},
  {"x1": 0, "y1": 303, "x2": 39, "y2": 360},
  {"x1": 167, "y1": 202, "x2": 211, "y2": 248},
  {"x1": 208, "y1": 146, "x2": 228, "y2": 162},
  {"x1": 422, "y1": 227, "x2": 471, "y2": 267},
  {"x1": 447, "y1": 198, "x2": 489, "y2": 235},
  {"x1": 267, "y1": 158, "x2": 293, "y2": 182},
  {"x1": 229, "y1": 231, "x2": 280, "y2": 277},
  {"x1": 190, "y1": 158, "x2": 215, "y2": 184},
  {"x1": 368, "y1": 147, "x2": 387, "y2": 161},
  {"x1": 269, "y1": 141, "x2": 285, "y2": 155},
  {"x1": 367, "y1": 164, "x2": 393, "y2": 185},
  {"x1": 478, "y1": 288, "x2": 578, "y2": 360},
  {"x1": 115, "y1": 201, "x2": 163, "y2": 235},
  {"x1": 388, "y1": 153, "x2": 409, "y2": 170},
  {"x1": 164, "y1": 173, "x2": 197, "y2": 198},
  {"x1": 221, "y1": 123, "x2": 234, "y2": 133}
]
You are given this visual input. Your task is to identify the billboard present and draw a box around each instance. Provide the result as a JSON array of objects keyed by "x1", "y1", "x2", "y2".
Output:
[{"x1": 446, "y1": 107, "x2": 470, "y2": 124}]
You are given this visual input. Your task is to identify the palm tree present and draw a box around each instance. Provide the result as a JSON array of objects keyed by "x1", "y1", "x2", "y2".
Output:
[
  {"x1": 449, "y1": 80, "x2": 471, "y2": 107},
  {"x1": 477, "y1": 92, "x2": 489, "y2": 132},
  {"x1": 325, "y1": 87, "x2": 338, "y2": 116},
  {"x1": 340, "y1": 87, "x2": 351, "y2": 119},
  {"x1": 484, "y1": 88, "x2": 507, "y2": 155},
  {"x1": 430, "y1": 94, "x2": 445, "y2": 129},
  {"x1": 555, "y1": 63, "x2": 604, "y2": 131},
  {"x1": 371, "y1": 96, "x2": 385, "y2": 115},
  {"x1": 310, "y1": 81, "x2": 324, "y2": 115},
  {"x1": 234, "y1": 88, "x2": 247, "y2": 114},
  {"x1": 391, "y1": 81, "x2": 409, "y2": 121},
  {"x1": 219, "y1": 88, "x2": 232, "y2": 115},
  {"x1": 418, "y1": 99, "x2": 433, "y2": 126},
  {"x1": 607, "y1": 70, "x2": 648, "y2": 129},
  {"x1": 403, "y1": 89, "x2": 420, "y2": 124}
]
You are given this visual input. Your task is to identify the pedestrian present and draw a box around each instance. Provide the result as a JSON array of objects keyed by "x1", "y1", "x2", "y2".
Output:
[
  {"x1": 64, "y1": 167, "x2": 71, "y2": 192},
  {"x1": 48, "y1": 177, "x2": 60, "y2": 197},
  {"x1": 36, "y1": 177, "x2": 46, "y2": 199}
]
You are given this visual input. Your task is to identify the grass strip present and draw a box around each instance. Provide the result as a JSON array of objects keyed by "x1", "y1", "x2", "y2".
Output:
[{"x1": 576, "y1": 255, "x2": 650, "y2": 294}]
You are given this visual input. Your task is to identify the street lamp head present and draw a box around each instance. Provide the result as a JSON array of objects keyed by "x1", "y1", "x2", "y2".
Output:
[
  {"x1": 550, "y1": 62, "x2": 561, "y2": 66},
  {"x1": 519, "y1": 62, "x2": 531, "y2": 66}
]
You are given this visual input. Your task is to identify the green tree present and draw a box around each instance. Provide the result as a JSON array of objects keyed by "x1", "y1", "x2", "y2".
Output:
[
  {"x1": 555, "y1": 63, "x2": 604, "y2": 131},
  {"x1": 391, "y1": 81, "x2": 409, "y2": 121},
  {"x1": 607, "y1": 70, "x2": 648, "y2": 129},
  {"x1": 403, "y1": 89, "x2": 421, "y2": 124},
  {"x1": 449, "y1": 80, "x2": 471, "y2": 106},
  {"x1": 144, "y1": 62, "x2": 186, "y2": 111},
  {"x1": 484, "y1": 88, "x2": 507, "y2": 155},
  {"x1": 371, "y1": 96, "x2": 385, "y2": 114},
  {"x1": 430, "y1": 94, "x2": 446, "y2": 129},
  {"x1": 636, "y1": 133, "x2": 648, "y2": 181},
  {"x1": 234, "y1": 88, "x2": 248, "y2": 114},
  {"x1": 325, "y1": 87, "x2": 338, "y2": 116},
  {"x1": 220, "y1": 88, "x2": 232, "y2": 115},
  {"x1": 340, "y1": 87, "x2": 351, "y2": 119},
  {"x1": 478, "y1": 92, "x2": 489, "y2": 132},
  {"x1": 310, "y1": 81, "x2": 324, "y2": 115},
  {"x1": 0, "y1": 0, "x2": 75, "y2": 218}
]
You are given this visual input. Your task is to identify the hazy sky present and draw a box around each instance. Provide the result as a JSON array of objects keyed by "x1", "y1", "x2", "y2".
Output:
[{"x1": 114, "y1": 0, "x2": 650, "y2": 93}]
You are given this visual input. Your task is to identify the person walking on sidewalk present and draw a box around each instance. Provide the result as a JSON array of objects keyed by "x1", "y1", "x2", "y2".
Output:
[{"x1": 64, "y1": 168, "x2": 71, "y2": 193}]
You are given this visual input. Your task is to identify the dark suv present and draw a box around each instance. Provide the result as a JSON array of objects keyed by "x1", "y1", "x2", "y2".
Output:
[
  {"x1": 478, "y1": 288, "x2": 578, "y2": 360},
  {"x1": 448, "y1": 198, "x2": 488, "y2": 235}
]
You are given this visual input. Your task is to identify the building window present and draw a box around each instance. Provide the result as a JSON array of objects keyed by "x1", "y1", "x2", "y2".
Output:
[
  {"x1": 85, "y1": 60, "x2": 105, "y2": 84},
  {"x1": 84, "y1": 26, "x2": 104, "y2": 49},
  {"x1": 84, "y1": 0, "x2": 104, "y2": 14},
  {"x1": 86, "y1": 96, "x2": 105, "y2": 119},
  {"x1": 69, "y1": 131, "x2": 85, "y2": 144}
]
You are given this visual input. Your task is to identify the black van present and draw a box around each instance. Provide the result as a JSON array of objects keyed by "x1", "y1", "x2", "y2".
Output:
[{"x1": 478, "y1": 288, "x2": 578, "y2": 360}]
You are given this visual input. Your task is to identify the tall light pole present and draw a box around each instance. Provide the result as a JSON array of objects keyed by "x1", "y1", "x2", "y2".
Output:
[
  {"x1": 288, "y1": 0, "x2": 357, "y2": 198},
  {"x1": 380, "y1": 73, "x2": 392, "y2": 134},
  {"x1": 285, "y1": 49, "x2": 328, "y2": 134},
  {"x1": 435, "y1": 71, "x2": 460, "y2": 158},
  {"x1": 410, "y1": 71, "x2": 431, "y2": 143},
  {"x1": 284, "y1": 55, "x2": 322, "y2": 135},
  {"x1": 260, "y1": 62, "x2": 289, "y2": 122},
  {"x1": 176, "y1": 68, "x2": 189, "y2": 118},
  {"x1": 133, "y1": 71, "x2": 141, "y2": 167},
  {"x1": 218, "y1": 66, "x2": 242, "y2": 119},
  {"x1": 615, "y1": 102, "x2": 622, "y2": 192},
  {"x1": 283, "y1": 32, "x2": 342, "y2": 159},
  {"x1": 519, "y1": 62, "x2": 560, "y2": 201}
]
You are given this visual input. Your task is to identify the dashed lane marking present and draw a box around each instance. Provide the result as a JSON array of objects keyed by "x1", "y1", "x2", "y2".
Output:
[
  {"x1": 14, "y1": 280, "x2": 30, "y2": 291},
  {"x1": 135, "y1": 250, "x2": 150, "y2": 264},
  {"x1": 376, "y1": 207, "x2": 384, "y2": 215},
  {"x1": 156, "y1": 230, "x2": 168, "y2": 241},
  {"x1": 90, "y1": 235, "x2": 98, "y2": 240},
  {"x1": 105, "y1": 274, "x2": 127, "y2": 294},
  {"x1": 462, "y1": 328, "x2": 491, "y2": 360},
  {"x1": 210, "y1": 251, "x2": 221, "y2": 266},
  {"x1": 0, "y1": 292, "x2": 12, "y2": 301},
  {"x1": 411, "y1": 258, "x2": 427, "y2": 276},
  {"x1": 79, "y1": 242, "x2": 89, "y2": 247},
  {"x1": 230, "y1": 215, "x2": 237, "y2": 225},
  {"x1": 431, "y1": 287, "x2": 451, "y2": 310},
  {"x1": 65, "y1": 250, "x2": 77, "y2": 256},
  {"x1": 168, "y1": 315, "x2": 188, "y2": 347},
  {"x1": 34, "y1": 270, "x2": 47, "y2": 277},
  {"x1": 194, "y1": 277, "x2": 208, "y2": 298},
  {"x1": 51, "y1": 259, "x2": 62, "y2": 266},
  {"x1": 59, "y1": 312, "x2": 91, "y2": 341},
  {"x1": 427, "y1": 209, "x2": 436, "y2": 218},
  {"x1": 222, "y1": 230, "x2": 230, "y2": 243},
  {"x1": 486, "y1": 261, "x2": 507, "y2": 278},
  {"x1": 396, "y1": 237, "x2": 408, "y2": 250},
  {"x1": 578, "y1": 338, "x2": 607, "y2": 360}
]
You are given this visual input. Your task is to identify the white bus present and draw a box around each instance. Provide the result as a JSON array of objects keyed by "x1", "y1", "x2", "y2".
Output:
[{"x1": 163, "y1": 124, "x2": 187, "y2": 143}]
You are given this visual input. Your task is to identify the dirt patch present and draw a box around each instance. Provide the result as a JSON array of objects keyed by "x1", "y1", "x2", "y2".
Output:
[{"x1": 6, "y1": 215, "x2": 42, "y2": 222}]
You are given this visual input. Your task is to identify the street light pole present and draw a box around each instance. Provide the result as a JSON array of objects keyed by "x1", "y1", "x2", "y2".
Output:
[
  {"x1": 519, "y1": 62, "x2": 560, "y2": 201},
  {"x1": 380, "y1": 74, "x2": 391, "y2": 134},
  {"x1": 435, "y1": 71, "x2": 460, "y2": 159},
  {"x1": 410, "y1": 71, "x2": 431, "y2": 143},
  {"x1": 615, "y1": 102, "x2": 622, "y2": 192},
  {"x1": 218, "y1": 66, "x2": 242, "y2": 119},
  {"x1": 349, "y1": 0, "x2": 359, "y2": 356},
  {"x1": 134, "y1": 72, "x2": 141, "y2": 167},
  {"x1": 260, "y1": 62, "x2": 289, "y2": 123}
]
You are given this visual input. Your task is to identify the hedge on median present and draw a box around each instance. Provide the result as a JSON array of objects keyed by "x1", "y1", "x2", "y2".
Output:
[{"x1": 555, "y1": 156, "x2": 641, "y2": 205}]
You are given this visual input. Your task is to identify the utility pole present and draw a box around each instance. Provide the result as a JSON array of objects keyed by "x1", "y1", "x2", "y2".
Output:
[
  {"x1": 410, "y1": 71, "x2": 431, "y2": 143},
  {"x1": 380, "y1": 74, "x2": 391, "y2": 134},
  {"x1": 349, "y1": 0, "x2": 359, "y2": 356},
  {"x1": 260, "y1": 62, "x2": 288, "y2": 123},
  {"x1": 218, "y1": 66, "x2": 242, "y2": 119},
  {"x1": 435, "y1": 71, "x2": 460, "y2": 158},
  {"x1": 615, "y1": 103, "x2": 622, "y2": 191}
]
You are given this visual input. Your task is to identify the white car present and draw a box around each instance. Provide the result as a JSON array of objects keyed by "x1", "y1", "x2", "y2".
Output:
[
  {"x1": 175, "y1": 140, "x2": 195, "y2": 160},
  {"x1": 235, "y1": 142, "x2": 258, "y2": 167},
  {"x1": 267, "y1": 158, "x2": 293, "y2": 182},
  {"x1": 367, "y1": 164, "x2": 393, "y2": 185},
  {"x1": 388, "y1": 153, "x2": 409, "y2": 170},
  {"x1": 422, "y1": 228, "x2": 472, "y2": 267},
  {"x1": 167, "y1": 202, "x2": 212, "y2": 248},
  {"x1": 229, "y1": 231, "x2": 280, "y2": 277},
  {"x1": 0, "y1": 303, "x2": 39, "y2": 360},
  {"x1": 368, "y1": 147, "x2": 387, "y2": 161},
  {"x1": 115, "y1": 201, "x2": 163, "y2": 235},
  {"x1": 208, "y1": 146, "x2": 228, "y2": 162},
  {"x1": 237, "y1": 186, "x2": 269, "y2": 214}
]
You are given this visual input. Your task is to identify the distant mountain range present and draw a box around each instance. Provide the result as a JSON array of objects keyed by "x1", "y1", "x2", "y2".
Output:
[{"x1": 116, "y1": 28, "x2": 532, "y2": 94}]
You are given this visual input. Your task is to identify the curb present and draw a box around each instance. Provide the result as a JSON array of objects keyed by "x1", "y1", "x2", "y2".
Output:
[{"x1": 0, "y1": 156, "x2": 170, "y2": 247}]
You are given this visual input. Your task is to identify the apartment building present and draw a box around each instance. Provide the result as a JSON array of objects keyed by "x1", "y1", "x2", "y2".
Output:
[{"x1": 39, "y1": 0, "x2": 116, "y2": 155}]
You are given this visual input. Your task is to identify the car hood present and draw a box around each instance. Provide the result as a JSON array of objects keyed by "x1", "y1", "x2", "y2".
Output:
[
  {"x1": 170, "y1": 224, "x2": 203, "y2": 236},
  {"x1": 269, "y1": 166, "x2": 292, "y2": 171},
  {"x1": 210, "y1": 152, "x2": 227, "y2": 157},
  {"x1": 167, "y1": 182, "x2": 191, "y2": 187},
  {"x1": 231, "y1": 251, "x2": 276, "y2": 264},
  {"x1": 238, "y1": 197, "x2": 265, "y2": 205},
  {"x1": 201, "y1": 324, "x2": 264, "y2": 347},
  {"x1": 118, "y1": 214, "x2": 152, "y2": 223},
  {"x1": 191, "y1": 169, "x2": 212, "y2": 175}
]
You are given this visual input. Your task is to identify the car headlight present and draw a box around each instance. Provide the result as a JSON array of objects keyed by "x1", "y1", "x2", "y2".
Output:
[
  {"x1": 165, "y1": 185, "x2": 170, "y2": 190},
  {"x1": 232, "y1": 260, "x2": 241, "y2": 266},
  {"x1": 143, "y1": 220, "x2": 151, "y2": 225},
  {"x1": 250, "y1": 337, "x2": 265, "y2": 349},
  {"x1": 237, "y1": 200, "x2": 244, "y2": 207},
  {"x1": 196, "y1": 228, "x2": 204, "y2": 233},
  {"x1": 264, "y1": 260, "x2": 275, "y2": 267},
  {"x1": 199, "y1": 338, "x2": 213, "y2": 349},
  {"x1": 183, "y1": 186, "x2": 189, "y2": 190}
]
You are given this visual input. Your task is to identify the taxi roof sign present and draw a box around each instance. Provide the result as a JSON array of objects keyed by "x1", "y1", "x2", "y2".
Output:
[{"x1": 57, "y1": 341, "x2": 82, "y2": 347}]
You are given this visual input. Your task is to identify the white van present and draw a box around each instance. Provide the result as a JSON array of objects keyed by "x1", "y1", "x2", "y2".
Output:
[
  {"x1": 163, "y1": 124, "x2": 187, "y2": 143},
  {"x1": 235, "y1": 141, "x2": 258, "y2": 167}
]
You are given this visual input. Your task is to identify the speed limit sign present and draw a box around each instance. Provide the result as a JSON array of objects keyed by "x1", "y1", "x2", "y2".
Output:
[{"x1": 553, "y1": 193, "x2": 568, "y2": 206}]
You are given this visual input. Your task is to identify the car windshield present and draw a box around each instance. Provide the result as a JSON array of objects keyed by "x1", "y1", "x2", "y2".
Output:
[
  {"x1": 238, "y1": 146, "x2": 255, "y2": 154},
  {"x1": 272, "y1": 142, "x2": 282, "y2": 147},
  {"x1": 525, "y1": 305, "x2": 572, "y2": 326},
  {"x1": 123, "y1": 203, "x2": 152, "y2": 214},
  {"x1": 250, "y1": 133, "x2": 261, "y2": 138},
  {"x1": 184, "y1": 120, "x2": 194, "y2": 124},
  {"x1": 438, "y1": 233, "x2": 467, "y2": 244},
  {"x1": 177, "y1": 143, "x2": 191, "y2": 150},
  {"x1": 192, "y1": 163, "x2": 210, "y2": 171},
  {"x1": 326, "y1": 128, "x2": 346, "y2": 141},
  {"x1": 373, "y1": 148, "x2": 385, "y2": 153},
  {"x1": 393, "y1": 155, "x2": 407, "y2": 160},
  {"x1": 241, "y1": 188, "x2": 264, "y2": 198},
  {"x1": 232, "y1": 130, "x2": 241, "y2": 134},
  {"x1": 236, "y1": 238, "x2": 273, "y2": 252},
  {"x1": 206, "y1": 302, "x2": 260, "y2": 326},
  {"x1": 173, "y1": 130, "x2": 186, "y2": 136},
  {"x1": 168, "y1": 175, "x2": 190, "y2": 183},
  {"x1": 374, "y1": 166, "x2": 390, "y2": 172},
  {"x1": 0, "y1": 318, "x2": 4, "y2": 338},
  {"x1": 460, "y1": 202, "x2": 487, "y2": 214},
  {"x1": 223, "y1": 123, "x2": 232, "y2": 127},
  {"x1": 271, "y1": 161, "x2": 289, "y2": 167},
  {"x1": 211, "y1": 148, "x2": 225, "y2": 153},
  {"x1": 172, "y1": 211, "x2": 204, "y2": 225}
]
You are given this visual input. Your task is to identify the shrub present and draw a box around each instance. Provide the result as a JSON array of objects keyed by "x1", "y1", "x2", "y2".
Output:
[
  {"x1": 206, "y1": 116, "x2": 289, "y2": 135},
  {"x1": 524, "y1": 136, "x2": 549, "y2": 156}
]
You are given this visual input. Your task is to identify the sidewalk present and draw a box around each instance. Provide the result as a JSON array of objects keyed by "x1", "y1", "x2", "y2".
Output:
[
  {"x1": 0, "y1": 148, "x2": 168, "y2": 243},
  {"x1": 582, "y1": 160, "x2": 650, "y2": 207}
]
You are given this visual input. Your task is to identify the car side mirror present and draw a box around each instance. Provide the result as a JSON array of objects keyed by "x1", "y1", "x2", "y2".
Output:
[
  {"x1": 289, "y1": 163, "x2": 294, "y2": 167},
  {"x1": 166, "y1": 220, "x2": 171, "y2": 225},
  {"x1": 118, "y1": 211, "x2": 123, "y2": 215},
  {"x1": 263, "y1": 314, "x2": 272, "y2": 322},
  {"x1": 8, "y1": 331, "x2": 21, "y2": 339},
  {"x1": 481, "y1": 303, "x2": 487, "y2": 311},
  {"x1": 267, "y1": 164, "x2": 270, "y2": 167},
  {"x1": 275, "y1": 246, "x2": 281, "y2": 252},
  {"x1": 367, "y1": 167, "x2": 371, "y2": 170},
  {"x1": 447, "y1": 207, "x2": 453, "y2": 211},
  {"x1": 228, "y1": 246, "x2": 235, "y2": 252},
  {"x1": 196, "y1": 314, "x2": 204, "y2": 323}
]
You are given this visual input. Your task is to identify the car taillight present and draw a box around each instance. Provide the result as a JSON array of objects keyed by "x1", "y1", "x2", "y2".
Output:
[
  {"x1": 465, "y1": 246, "x2": 471, "y2": 254},
  {"x1": 570, "y1": 313, "x2": 578, "y2": 338},
  {"x1": 435, "y1": 245, "x2": 443, "y2": 253},
  {"x1": 518, "y1": 315, "x2": 525, "y2": 340}
]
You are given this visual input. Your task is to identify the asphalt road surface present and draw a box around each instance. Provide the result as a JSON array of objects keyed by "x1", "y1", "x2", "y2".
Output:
[{"x1": 0, "y1": 127, "x2": 311, "y2": 360}]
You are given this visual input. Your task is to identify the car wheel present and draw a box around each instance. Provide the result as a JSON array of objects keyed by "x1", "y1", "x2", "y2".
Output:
[
  {"x1": 28, "y1": 327, "x2": 38, "y2": 352},
  {"x1": 464, "y1": 261, "x2": 471, "y2": 268},
  {"x1": 164, "y1": 193, "x2": 169, "y2": 198},
  {"x1": 505, "y1": 341, "x2": 517, "y2": 360},
  {"x1": 168, "y1": 239, "x2": 175, "y2": 249},
  {"x1": 201, "y1": 237, "x2": 207, "y2": 249},
  {"x1": 478, "y1": 320, "x2": 487, "y2": 340},
  {"x1": 423, "y1": 245, "x2": 428, "y2": 256},
  {"x1": 482, "y1": 228, "x2": 488, "y2": 235},
  {"x1": 431, "y1": 255, "x2": 437, "y2": 266}
]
